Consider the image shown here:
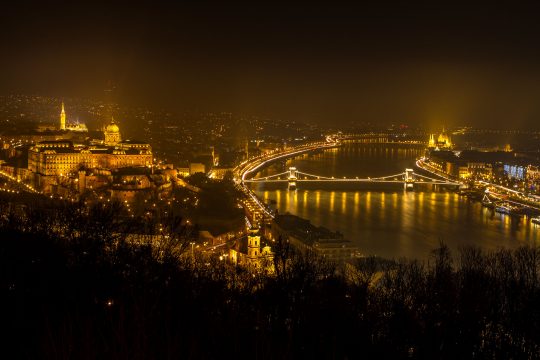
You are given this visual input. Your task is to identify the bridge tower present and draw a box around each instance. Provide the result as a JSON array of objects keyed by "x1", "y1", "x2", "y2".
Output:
[
  {"x1": 288, "y1": 167, "x2": 297, "y2": 190},
  {"x1": 404, "y1": 168, "x2": 415, "y2": 191}
]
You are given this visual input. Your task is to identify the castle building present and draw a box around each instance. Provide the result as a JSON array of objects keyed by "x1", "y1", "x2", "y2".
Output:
[
  {"x1": 104, "y1": 117, "x2": 121, "y2": 145},
  {"x1": 28, "y1": 117, "x2": 152, "y2": 193}
]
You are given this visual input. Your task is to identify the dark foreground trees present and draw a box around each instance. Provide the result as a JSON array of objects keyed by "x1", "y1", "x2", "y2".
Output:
[{"x1": 2, "y1": 202, "x2": 540, "y2": 358}]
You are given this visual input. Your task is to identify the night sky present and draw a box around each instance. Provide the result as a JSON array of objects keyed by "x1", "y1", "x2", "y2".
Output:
[{"x1": 2, "y1": 1, "x2": 540, "y2": 129}]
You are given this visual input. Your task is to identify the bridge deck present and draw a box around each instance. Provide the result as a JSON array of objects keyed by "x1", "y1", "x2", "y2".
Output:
[{"x1": 244, "y1": 179, "x2": 458, "y2": 185}]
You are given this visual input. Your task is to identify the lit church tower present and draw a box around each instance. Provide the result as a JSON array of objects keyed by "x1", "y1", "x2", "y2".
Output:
[
  {"x1": 60, "y1": 102, "x2": 66, "y2": 130},
  {"x1": 247, "y1": 227, "x2": 261, "y2": 263}
]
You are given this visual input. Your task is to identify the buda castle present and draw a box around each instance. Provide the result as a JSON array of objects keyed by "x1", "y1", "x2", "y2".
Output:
[{"x1": 28, "y1": 103, "x2": 152, "y2": 193}]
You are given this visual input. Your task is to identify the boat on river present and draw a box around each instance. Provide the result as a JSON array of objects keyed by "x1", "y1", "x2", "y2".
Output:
[
  {"x1": 532, "y1": 216, "x2": 540, "y2": 225},
  {"x1": 495, "y1": 203, "x2": 523, "y2": 217}
]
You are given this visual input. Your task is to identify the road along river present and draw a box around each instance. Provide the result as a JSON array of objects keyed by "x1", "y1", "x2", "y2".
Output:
[{"x1": 246, "y1": 143, "x2": 540, "y2": 260}]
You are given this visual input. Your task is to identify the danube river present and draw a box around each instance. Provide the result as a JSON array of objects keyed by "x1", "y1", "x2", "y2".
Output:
[{"x1": 248, "y1": 143, "x2": 540, "y2": 260}]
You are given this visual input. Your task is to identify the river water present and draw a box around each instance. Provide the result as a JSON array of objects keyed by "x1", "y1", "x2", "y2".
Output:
[{"x1": 248, "y1": 143, "x2": 540, "y2": 260}]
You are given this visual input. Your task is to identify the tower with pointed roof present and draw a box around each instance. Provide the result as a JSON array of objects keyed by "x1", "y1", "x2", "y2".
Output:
[
  {"x1": 428, "y1": 133, "x2": 436, "y2": 148},
  {"x1": 60, "y1": 102, "x2": 66, "y2": 130}
]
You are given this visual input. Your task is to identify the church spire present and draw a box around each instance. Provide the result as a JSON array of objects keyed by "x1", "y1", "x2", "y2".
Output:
[{"x1": 60, "y1": 101, "x2": 66, "y2": 130}]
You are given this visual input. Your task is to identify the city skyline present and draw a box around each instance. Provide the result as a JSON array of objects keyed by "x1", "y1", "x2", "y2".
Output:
[
  {"x1": 2, "y1": 2, "x2": 540, "y2": 128},
  {"x1": 3, "y1": 3, "x2": 540, "y2": 358}
]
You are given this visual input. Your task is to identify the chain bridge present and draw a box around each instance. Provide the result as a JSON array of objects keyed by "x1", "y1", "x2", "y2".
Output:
[{"x1": 243, "y1": 167, "x2": 460, "y2": 190}]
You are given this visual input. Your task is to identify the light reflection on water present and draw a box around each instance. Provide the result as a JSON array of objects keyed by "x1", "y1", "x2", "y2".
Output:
[{"x1": 251, "y1": 144, "x2": 540, "y2": 260}]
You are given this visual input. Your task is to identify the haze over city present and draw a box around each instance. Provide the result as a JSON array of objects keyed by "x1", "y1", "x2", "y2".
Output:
[
  {"x1": 2, "y1": 2, "x2": 540, "y2": 128},
  {"x1": 3, "y1": 2, "x2": 540, "y2": 358}
]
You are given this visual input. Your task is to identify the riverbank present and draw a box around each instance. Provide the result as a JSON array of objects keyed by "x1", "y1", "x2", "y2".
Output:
[{"x1": 253, "y1": 144, "x2": 540, "y2": 260}]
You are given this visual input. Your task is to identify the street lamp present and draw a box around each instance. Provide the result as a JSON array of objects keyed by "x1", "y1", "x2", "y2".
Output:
[{"x1": 190, "y1": 241, "x2": 195, "y2": 259}]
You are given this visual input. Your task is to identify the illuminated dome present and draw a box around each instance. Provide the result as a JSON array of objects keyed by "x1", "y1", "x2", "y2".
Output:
[
  {"x1": 431, "y1": 127, "x2": 453, "y2": 149},
  {"x1": 104, "y1": 117, "x2": 122, "y2": 145},
  {"x1": 105, "y1": 118, "x2": 120, "y2": 133}
]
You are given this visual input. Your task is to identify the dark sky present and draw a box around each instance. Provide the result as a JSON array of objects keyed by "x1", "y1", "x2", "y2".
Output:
[{"x1": 2, "y1": 1, "x2": 540, "y2": 129}]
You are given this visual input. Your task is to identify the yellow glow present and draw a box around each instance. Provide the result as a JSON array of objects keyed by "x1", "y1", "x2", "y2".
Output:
[{"x1": 354, "y1": 192, "x2": 360, "y2": 217}]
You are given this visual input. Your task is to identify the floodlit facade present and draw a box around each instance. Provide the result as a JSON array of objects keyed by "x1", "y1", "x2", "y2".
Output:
[
  {"x1": 104, "y1": 117, "x2": 122, "y2": 145},
  {"x1": 28, "y1": 117, "x2": 152, "y2": 192},
  {"x1": 60, "y1": 102, "x2": 88, "y2": 132},
  {"x1": 229, "y1": 227, "x2": 273, "y2": 269},
  {"x1": 428, "y1": 128, "x2": 453, "y2": 149}
]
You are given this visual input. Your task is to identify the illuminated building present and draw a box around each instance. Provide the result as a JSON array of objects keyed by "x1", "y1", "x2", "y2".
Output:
[
  {"x1": 104, "y1": 117, "x2": 121, "y2": 145},
  {"x1": 60, "y1": 102, "x2": 66, "y2": 130},
  {"x1": 209, "y1": 166, "x2": 234, "y2": 179},
  {"x1": 428, "y1": 128, "x2": 453, "y2": 149},
  {"x1": 229, "y1": 227, "x2": 273, "y2": 269},
  {"x1": 189, "y1": 162, "x2": 206, "y2": 175},
  {"x1": 504, "y1": 164, "x2": 526, "y2": 180},
  {"x1": 466, "y1": 162, "x2": 492, "y2": 179},
  {"x1": 28, "y1": 118, "x2": 152, "y2": 193},
  {"x1": 59, "y1": 102, "x2": 88, "y2": 132},
  {"x1": 428, "y1": 134, "x2": 436, "y2": 148},
  {"x1": 527, "y1": 165, "x2": 540, "y2": 182}
]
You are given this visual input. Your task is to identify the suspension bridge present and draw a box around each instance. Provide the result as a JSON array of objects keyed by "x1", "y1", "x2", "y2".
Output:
[{"x1": 243, "y1": 167, "x2": 461, "y2": 190}]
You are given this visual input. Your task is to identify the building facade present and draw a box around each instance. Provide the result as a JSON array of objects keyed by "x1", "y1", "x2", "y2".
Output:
[
  {"x1": 60, "y1": 102, "x2": 88, "y2": 132},
  {"x1": 28, "y1": 118, "x2": 152, "y2": 193},
  {"x1": 229, "y1": 227, "x2": 273, "y2": 269},
  {"x1": 428, "y1": 128, "x2": 453, "y2": 150}
]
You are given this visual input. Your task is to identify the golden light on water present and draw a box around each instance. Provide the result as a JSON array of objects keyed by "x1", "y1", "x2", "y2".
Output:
[
  {"x1": 253, "y1": 143, "x2": 540, "y2": 259},
  {"x1": 354, "y1": 192, "x2": 360, "y2": 217}
]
